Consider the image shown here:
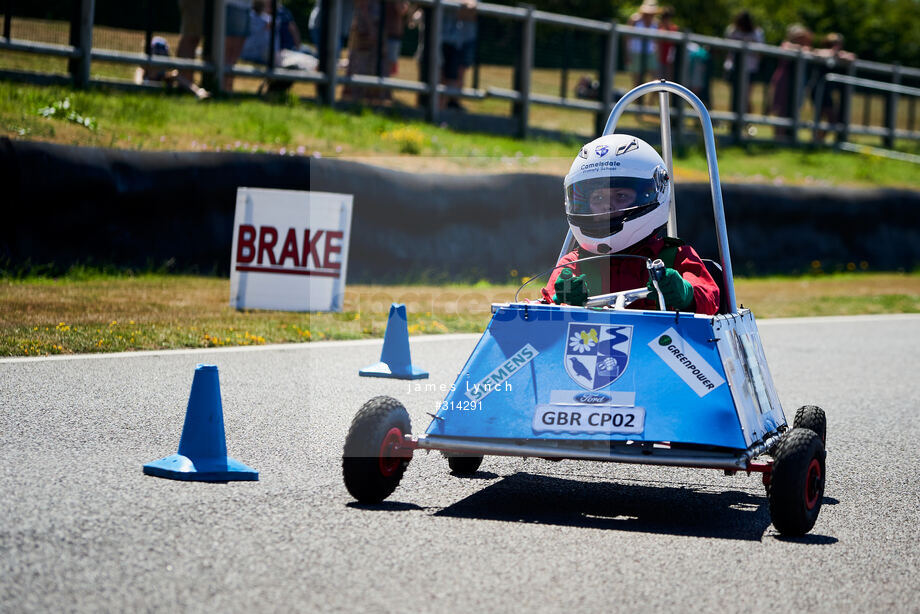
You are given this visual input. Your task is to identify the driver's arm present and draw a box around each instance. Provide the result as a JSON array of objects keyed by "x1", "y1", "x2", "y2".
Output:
[
  {"x1": 543, "y1": 251, "x2": 578, "y2": 298},
  {"x1": 670, "y1": 245, "x2": 720, "y2": 315},
  {"x1": 544, "y1": 252, "x2": 589, "y2": 306}
]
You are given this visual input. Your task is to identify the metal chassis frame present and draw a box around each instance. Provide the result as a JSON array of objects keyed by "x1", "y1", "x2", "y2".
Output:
[
  {"x1": 558, "y1": 80, "x2": 738, "y2": 313},
  {"x1": 401, "y1": 433, "x2": 778, "y2": 474}
]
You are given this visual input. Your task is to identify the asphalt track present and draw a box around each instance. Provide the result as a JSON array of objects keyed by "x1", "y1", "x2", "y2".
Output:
[{"x1": 2, "y1": 314, "x2": 919, "y2": 613}]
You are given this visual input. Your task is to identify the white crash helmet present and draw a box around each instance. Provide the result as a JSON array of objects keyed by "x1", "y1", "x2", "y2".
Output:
[{"x1": 563, "y1": 134, "x2": 671, "y2": 254}]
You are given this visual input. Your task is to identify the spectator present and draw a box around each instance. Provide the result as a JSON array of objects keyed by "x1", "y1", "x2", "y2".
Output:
[
  {"x1": 769, "y1": 23, "x2": 812, "y2": 139},
  {"x1": 384, "y1": 1, "x2": 411, "y2": 77},
  {"x1": 277, "y1": 2, "x2": 302, "y2": 52},
  {"x1": 242, "y1": 1, "x2": 275, "y2": 64},
  {"x1": 344, "y1": 0, "x2": 384, "y2": 102},
  {"x1": 241, "y1": 1, "x2": 318, "y2": 71},
  {"x1": 813, "y1": 33, "x2": 856, "y2": 140},
  {"x1": 685, "y1": 42, "x2": 712, "y2": 105},
  {"x1": 135, "y1": 36, "x2": 211, "y2": 100},
  {"x1": 309, "y1": 0, "x2": 355, "y2": 65},
  {"x1": 224, "y1": 0, "x2": 252, "y2": 91},
  {"x1": 626, "y1": 1, "x2": 660, "y2": 90},
  {"x1": 177, "y1": 0, "x2": 205, "y2": 84},
  {"x1": 441, "y1": 0, "x2": 478, "y2": 110},
  {"x1": 723, "y1": 10, "x2": 764, "y2": 113},
  {"x1": 657, "y1": 6, "x2": 679, "y2": 80},
  {"x1": 176, "y1": 0, "x2": 249, "y2": 92}
]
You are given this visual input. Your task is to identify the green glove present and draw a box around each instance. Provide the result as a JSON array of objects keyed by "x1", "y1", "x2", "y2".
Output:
[
  {"x1": 553, "y1": 268, "x2": 589, "y2": 306},
  {"x1": 648, "y1": 268, "x2": 694, "y2": 311}
]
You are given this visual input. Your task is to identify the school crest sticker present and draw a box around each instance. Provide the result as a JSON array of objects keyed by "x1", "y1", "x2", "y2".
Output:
[{"x1": 564, "y1": 323, "x2": 632, "y2": 390}]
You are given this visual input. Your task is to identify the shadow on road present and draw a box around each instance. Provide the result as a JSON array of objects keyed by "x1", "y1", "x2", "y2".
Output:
[
  {"x1": 772, "y1": 533, "x2": 838, "y2": 545},
  {"x1": 434, "y1": 472, "x2": 773, "y2": 541},
  {"x1": 449, "y1": 471, "x2": 501, "y2": 480},
  {"x1": 347, "y1": 501, "x2": 426, "y2": 512}
]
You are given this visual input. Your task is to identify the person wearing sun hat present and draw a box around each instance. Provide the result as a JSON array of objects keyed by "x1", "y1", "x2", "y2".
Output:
[{"x1": 626, "y1": 1, "x2": 661, "y2": 89}]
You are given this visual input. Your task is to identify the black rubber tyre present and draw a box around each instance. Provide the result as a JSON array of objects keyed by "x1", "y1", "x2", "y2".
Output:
[
  {"x1": 342, "y1": 396, "x2": 412, "y2": 503},
  {"x1": 769, "y1": 428, "x2": 826, "y2": 536},
  {"x1": 446, "y1": 454, "x2": 484, "y2": 475},
  {"x1": 793, "y1": 405, "x2": 827, "y2": 445}
]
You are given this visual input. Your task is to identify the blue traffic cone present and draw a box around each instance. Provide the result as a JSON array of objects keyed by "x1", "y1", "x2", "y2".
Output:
[
  {"x1": 143, "y1": 364, "x2": 258, "y2": 482},
  {"x1": 359, "y1": 303, "x2": 429, "y2": 380}
]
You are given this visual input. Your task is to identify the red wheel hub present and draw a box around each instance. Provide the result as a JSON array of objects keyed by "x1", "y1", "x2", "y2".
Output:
[
  {"x1": 804, "y1": 458, "x2": 823, "y2": 510},
  {"x1": 378, "y1": 427, "x2": 406, "y2": 477}
]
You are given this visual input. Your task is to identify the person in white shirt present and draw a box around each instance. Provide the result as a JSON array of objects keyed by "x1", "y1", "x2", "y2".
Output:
[{"x1": 626, "y1": 1, "x2": 660, "y2": 89}]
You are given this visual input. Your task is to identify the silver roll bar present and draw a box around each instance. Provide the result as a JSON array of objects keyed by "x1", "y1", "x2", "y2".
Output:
[
  {"x1": 658, "y1": 91, "x2": 677, "y2": 234},
  {"x1": 603, "y1": 80, "x2": 738, "y2": 313}
]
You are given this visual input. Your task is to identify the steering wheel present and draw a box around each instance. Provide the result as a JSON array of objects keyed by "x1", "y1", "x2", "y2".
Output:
[{"x1": 514, "y1": 254, "x2": 667, "y2": 310}]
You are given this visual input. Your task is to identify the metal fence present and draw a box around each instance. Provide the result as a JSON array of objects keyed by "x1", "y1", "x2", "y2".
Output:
[{"x1": 2, "y1": 0, "x2": 919, "y2": 151}]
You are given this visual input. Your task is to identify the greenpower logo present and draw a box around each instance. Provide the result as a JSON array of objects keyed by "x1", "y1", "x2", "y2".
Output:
[{"x1": 658, "y1": 335, "x2": 672, "y2": 346}]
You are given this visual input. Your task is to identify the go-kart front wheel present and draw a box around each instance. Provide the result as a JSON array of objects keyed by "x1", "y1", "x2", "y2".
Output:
[
  {"x1": 768, "y1": 428, "x2": 826, "y2": 536},
  {"x1": 342, "y1": 396, "x2": 412, "y2": 503}
]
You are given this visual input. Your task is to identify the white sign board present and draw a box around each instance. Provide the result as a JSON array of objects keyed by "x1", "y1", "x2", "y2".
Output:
[{"x1": 229, "y1": 188, "x2": 353, "y2": 312}]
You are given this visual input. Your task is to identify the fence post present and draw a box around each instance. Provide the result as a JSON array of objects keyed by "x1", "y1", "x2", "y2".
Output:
[
  {"x1": 790, "y1": 49, "x2": 805, "y2": 144},
  {"x1": 210, "y1": 0, "x2": 228, "y2": 93},
  {"x1": 375, "y1": 0, "x2": 386, "y2": 77},
  {"x1": 318, "y1": 0, "x2": 341, "y2": 106},
  {"x1": 909, "y1": 92, "x2": 917, "y2": 133},
  {"x1": 144, "y1": 0, "x2": 153, "y2": 56},
  {"x1": 885, "y1": 63, "x2": 901, "y2": 149},
  {"x1": 811, "y1": 75, "x2": 825, "y2": 144},
  {"x1": 68, "y1": 0, "x2": 95, "y2": 88},
  {"x1": 472, "y1": 29, "x2": 481, "y2": 90},
  {"x1": 837, "y1": 60, "x2": 856, "y2": 145},
  {"x1": 673, "y1": 30, "x2": 690, "y2": 153},
  {"x1": 513, "y1": 5, "x2": 535, "y2": 139},
  {"x1": 268, "y1": 0, "x2": 277, "y2": 72},
  {"x1": 424, "y1": 0, "x2": 442, "y2": 123},
  {"x1": 731, "y1": 42, "x2": 750, "y2": 144},
  {"x1": 3, "y1": 0, "x2": 11, "y2": 40},
  {"x1": 595, "y1": 20, "x2": 618, "y2": 136},
  {"x1": 560, "y1": 27, "x2": 571, "y2": 99}
]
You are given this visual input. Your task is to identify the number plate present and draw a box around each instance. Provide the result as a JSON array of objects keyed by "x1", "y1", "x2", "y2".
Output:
[{"x1": 532, "y1": 405, "x2": 646, "y2": 434}]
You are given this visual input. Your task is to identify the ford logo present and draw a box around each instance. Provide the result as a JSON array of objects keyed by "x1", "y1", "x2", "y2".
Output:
[{"x1": 575, "y1": 392, "x2": 611, "y2": 404}]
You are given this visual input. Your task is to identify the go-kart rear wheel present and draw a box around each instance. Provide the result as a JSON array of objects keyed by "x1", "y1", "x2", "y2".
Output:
[
  {"x1": 446, "y1": 454, "x2": 484, "y2": 475},
  {"x1": 768, "y1": 427, "x2": 826, "y2": 536},
  {"x1": 793, "y1": 405, "x2": 827, "y2": 445},
  {"x1": 342, "y1": 396, "x2": 412, "y2": 503}
]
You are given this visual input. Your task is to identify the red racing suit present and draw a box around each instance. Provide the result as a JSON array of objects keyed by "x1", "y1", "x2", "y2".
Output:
[{"x1": 543, "y1": 233, "x2": 721, "y2": 315}]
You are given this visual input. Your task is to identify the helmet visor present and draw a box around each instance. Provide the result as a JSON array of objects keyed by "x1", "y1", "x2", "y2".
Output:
[{"x1": 565, "y1": 176, "x2": 659, "y2": 216}]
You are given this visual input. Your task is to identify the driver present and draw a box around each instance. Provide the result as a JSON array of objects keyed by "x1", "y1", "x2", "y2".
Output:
[{"x1": 544, "y1": 134, "x2": 720, "y2": 314}]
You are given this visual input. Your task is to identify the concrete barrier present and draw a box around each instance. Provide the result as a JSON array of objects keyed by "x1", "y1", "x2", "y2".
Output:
[{"x1": 2, "y1": 138, "x2": 917, "y2": 280}]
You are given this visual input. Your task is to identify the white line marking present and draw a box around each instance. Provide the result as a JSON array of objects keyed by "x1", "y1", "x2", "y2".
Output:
[
  {"x1": 755, "y1": 313, "x2": 920, "y2": 326},
  {"x1": 2, "y1": 313, "x2": 917, "y2": 364},
  {"x1": 0, "y1": 333, "x2": 482, "y2": 364}
]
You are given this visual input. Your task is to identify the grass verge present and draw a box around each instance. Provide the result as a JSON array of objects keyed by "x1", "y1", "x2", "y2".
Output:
[{"x1": 2, "y1": 273, "x2": 918, "y2": 356}]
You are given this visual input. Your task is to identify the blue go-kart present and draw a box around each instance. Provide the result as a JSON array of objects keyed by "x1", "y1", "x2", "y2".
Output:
[{"x1": 342, "y1": 81, "x2": 828, "y2": 536}]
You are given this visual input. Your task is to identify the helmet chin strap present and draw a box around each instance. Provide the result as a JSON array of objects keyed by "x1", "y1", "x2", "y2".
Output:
[{"x1": 582, "y1": 223, "x2": 668, "y2": 256}]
